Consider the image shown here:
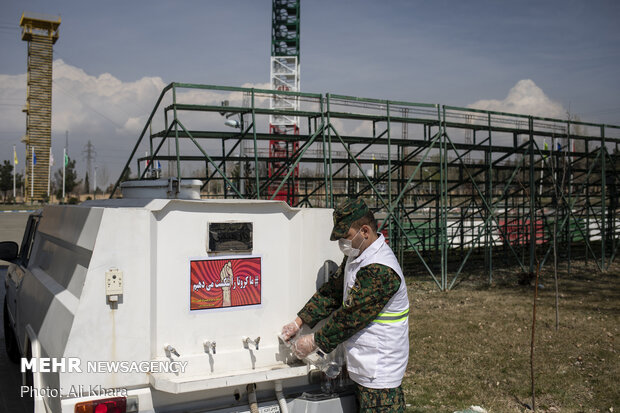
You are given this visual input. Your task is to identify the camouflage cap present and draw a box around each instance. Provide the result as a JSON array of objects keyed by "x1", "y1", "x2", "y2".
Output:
[{"x1": 330, "y1": 198, "x2": 370, "y2": 241}]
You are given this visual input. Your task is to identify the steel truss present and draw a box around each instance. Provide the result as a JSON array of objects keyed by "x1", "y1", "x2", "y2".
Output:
[{"x1": 111, "y1": 83, "x2": 620, "y2": 290}]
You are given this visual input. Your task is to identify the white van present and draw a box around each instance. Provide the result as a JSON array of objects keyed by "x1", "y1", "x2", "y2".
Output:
[{"x1": 1, "y1": 180, "x2": 355, "y2": 413}]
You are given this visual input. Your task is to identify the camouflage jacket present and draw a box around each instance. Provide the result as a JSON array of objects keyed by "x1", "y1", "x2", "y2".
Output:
[{"x1": 297, "y1": 256, "x2": 401, "y2": 353}]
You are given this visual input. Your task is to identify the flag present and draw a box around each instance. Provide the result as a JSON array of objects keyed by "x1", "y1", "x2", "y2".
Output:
[
  {"x1": 543, "y1": 140, "x2": 548, "y2": 159},
  {"x1": 33, "y1": 149, "x2": 37, "y2": 165},
  {"x1": 64, "y1": 150, "x2": 69, "y2": 166},
  {"x1": 13, "y1": 146, "x2": 18, "y2": 165},
  {"x1": 157, "y1": 160, "x2": 161, "y2": 170},
  {"x1": 50, "y1": 148, "x2": 54, "y2": 166}
]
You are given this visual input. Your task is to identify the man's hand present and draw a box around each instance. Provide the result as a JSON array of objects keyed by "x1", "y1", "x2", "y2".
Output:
[
  {"x1": 292, "y1": 334, "x2": 317, "y2": 359},
  {"x1": 281, "y1": 317, "x2": 303, "y2": 342}
]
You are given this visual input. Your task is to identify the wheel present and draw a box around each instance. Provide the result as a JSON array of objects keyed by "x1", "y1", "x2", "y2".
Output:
[{"x1": 3, "y1": 297, "x2": 21, "y2": 363}]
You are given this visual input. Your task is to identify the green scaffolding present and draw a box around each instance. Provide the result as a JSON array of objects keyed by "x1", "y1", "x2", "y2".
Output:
[{"x1": 111, "y1": 83, "x2": 620, "y2": 290}]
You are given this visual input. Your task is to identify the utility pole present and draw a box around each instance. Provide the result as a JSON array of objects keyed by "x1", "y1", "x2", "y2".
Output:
[{"x1": 82, "y1": 140, "x2": 96, "y2": 192}]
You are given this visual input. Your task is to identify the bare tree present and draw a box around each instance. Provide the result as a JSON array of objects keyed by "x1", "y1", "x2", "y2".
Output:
[
  {"x1": 98, "y1": 166, "x2": 110, "y2": 194},
  {"x1": 550, "y1": 132, "x2": 567, "y2": 331}
]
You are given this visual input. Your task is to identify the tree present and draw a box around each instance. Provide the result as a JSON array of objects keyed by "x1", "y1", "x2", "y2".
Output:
[
  {"x1": 98, "y1": 166, "x2": 110, "y2": 194},
  {"x1": 54, "y1": 157, "x2": 82, "y2": 200},
  {"x1": 120, "y1": 166, "x2": 132, "y2": 182},
  {"x1": 84, "y1": 172, "x2": 90, "y2": 194},
  {"x1": 15, "y1": 172, "x2": 23, "y2": 193},
  {"x1": 0, "y1": 160, "x2": 14, "y2": 202}
]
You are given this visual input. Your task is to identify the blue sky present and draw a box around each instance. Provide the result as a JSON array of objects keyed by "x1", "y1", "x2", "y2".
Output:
[{"x1": 1, "y1": 0, "x2": 619, "y2": 186}]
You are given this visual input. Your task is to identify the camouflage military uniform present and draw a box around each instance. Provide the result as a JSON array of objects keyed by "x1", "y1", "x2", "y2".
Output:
[
  {"x1": 298, "y1": 258, "x2": 405, "y2": 412},
  {"x1": 355, "y1": 383, "x2": 405, "y2": 413},
  {"x1": 298, "y1": 258, "x2": 401, "y2": 353},
  {"x1": 295, "y1": 197, "x2": 408, "y2": 412}
]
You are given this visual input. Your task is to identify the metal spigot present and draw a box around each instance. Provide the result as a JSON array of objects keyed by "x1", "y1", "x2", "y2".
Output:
[
  {"x1": 164, "y1": 344, "x2": 180, "y2": 357},
  {"x1": 204, "y1": 340, "x2": 217, "y2": 354},
  {"x1": 243, "y1": 336, "x2": 261, "y2": 350}
]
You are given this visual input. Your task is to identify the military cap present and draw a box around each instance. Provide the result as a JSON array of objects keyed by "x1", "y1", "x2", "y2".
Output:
[{"x1": 330, "y1": 198, "x2": 370, "y2": 241}]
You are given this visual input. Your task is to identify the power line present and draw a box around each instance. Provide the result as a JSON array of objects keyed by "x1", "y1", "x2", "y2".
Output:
[{"x1": 53, "y1": 81, "x2": 126, "y2": 130}]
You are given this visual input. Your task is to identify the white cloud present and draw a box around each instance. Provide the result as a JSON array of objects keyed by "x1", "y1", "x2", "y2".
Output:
[
  {"x1": 50, "y1": 59, "x2": 167, "y2": 133},
  {"x1": 468, "y1": 79, "x2": 566, "y2": 119},
  {"x1": 119, "y1": 116, "x2": 145, "y2": 135},
  {"x1": 0, "y1": 59, "x2": 171, "y2": 187},
  {"x1": 0, "y1": 60, "x2": 277, "y2": 187}
]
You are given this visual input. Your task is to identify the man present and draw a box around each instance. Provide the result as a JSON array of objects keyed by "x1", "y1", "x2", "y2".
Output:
[{"x1": 281, "y1": 198, "x2": 410, "y2": 412}]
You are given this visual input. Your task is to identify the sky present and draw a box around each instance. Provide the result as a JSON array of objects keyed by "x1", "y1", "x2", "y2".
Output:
[{"x1": 1, "y1": 0, "x2": 619, "y2": 189}]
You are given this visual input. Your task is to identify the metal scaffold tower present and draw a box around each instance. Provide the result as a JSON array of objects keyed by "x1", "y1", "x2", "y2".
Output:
[
  {"x1": 269, "y1": 0, "x2": 300, "y2": 204},
  {"x1": 20, "y1": 12, "x2": 60, "y2": 202},
  {"x1": 111, "y1": 83, "x2": 620, "y2": 290}
]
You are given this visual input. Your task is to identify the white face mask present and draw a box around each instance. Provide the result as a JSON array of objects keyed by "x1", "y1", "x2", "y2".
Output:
[{"x1": 338, "y1": 229, "x2": 365, "y2": 257}]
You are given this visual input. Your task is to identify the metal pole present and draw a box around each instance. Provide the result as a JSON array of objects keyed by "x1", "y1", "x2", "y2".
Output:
[
  {"x1": 585, "y1": 138, "x2": 590, "y2": 265},
  {"x1": 62, "y1": 147, "x2": 66, "y2": 200},
  {"x1": 443, "y1": 108, "x2": 448, "y2": 290},
  {"x1": 490, "y1": 113, "x2": 495, "y2": 284},
  {"x1": 222, "y1": 140, "x2": 227, "y2": 199},
  {"x1": 440, "y1": 106, "x2": 446, "y2": 290},
  {"x1": 13, "y1": 145, "x2": 16, "y2": 200},
  {"x1": 240, "y1": 112, "x2": 245, "y2": 197},
  {"x1": 326, "y1": 93, "x2": 333, "y2": 208},
  {"x1": 31, "y1": 146, "x2": 34, "y2": 201},
  {"x1": 347, "y1": 143, "x2": 351, "y2": 195},
  {"x1": 487, "y1": 113, "x2": 493, "y2": 284},
  {"x1": 601, "y1": 125, "x2": 606, "y2": 270},
  {"x1": 321, "y1": 95, "x2": 328, "y2": 207},
  {"x1": 567, "y1": 120, "x2": 572, "y2": 276},
  {"x1": 252, "y1": 89, "x2": 260, "y2": 199},
  {"x1": 173, "y1": 84, "x2": 181, "y2": 186},
  {"x1": 47, "y1": 147, "x2": 51, "y2": 198},
  {"x1": 387, "y1": 102, "x2": 393, "y2": 245},
  {"x1": 529, "y1": 117, "x2": 535, "y2": 274}
]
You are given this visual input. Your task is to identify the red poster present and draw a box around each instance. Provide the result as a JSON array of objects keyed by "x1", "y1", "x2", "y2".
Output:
[{"x1": 190, "y1": 257, "x2": 261, "y2": 311}]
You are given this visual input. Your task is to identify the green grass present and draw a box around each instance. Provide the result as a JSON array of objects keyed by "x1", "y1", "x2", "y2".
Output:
[{"x1": 402, "y1": 260, "x2": 619, "y2": 413}]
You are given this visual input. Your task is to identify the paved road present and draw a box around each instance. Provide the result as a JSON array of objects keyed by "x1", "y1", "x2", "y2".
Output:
[
  {"x1": 0, "y1": 212, "x2": 31, "y2": 266},
  {"x1": 0, "y1": 212, "x2": 33, "y2": 413}
]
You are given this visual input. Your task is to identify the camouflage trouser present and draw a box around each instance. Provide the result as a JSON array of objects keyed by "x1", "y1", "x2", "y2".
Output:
[{"x1": 354, "y1": 383, "x2": 405, "y2": 413}]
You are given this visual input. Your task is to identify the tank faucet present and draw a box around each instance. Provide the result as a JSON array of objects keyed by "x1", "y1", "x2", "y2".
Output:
[
  {"x1": 204, "y1": 340, "x2": 217, "y2": 354},
  {"x1": 164, "y1": 344, "x2": 180, "y2": 357},
  {"x1": 243, "y1": 336, "x2": 261, "y2": 350}
]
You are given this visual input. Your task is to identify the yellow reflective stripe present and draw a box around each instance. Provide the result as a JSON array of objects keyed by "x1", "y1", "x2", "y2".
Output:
[
  {"x1": 377, "y1": 309, "x2": 409, "y2": 317},
  {"x1": 373, "y1": 308, "x2": 409, "y2": 323}
]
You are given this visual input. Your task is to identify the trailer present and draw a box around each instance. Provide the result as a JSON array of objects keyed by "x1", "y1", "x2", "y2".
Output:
[{"x1": 1, "y1": 179, "x2": 356, "y2": 413}]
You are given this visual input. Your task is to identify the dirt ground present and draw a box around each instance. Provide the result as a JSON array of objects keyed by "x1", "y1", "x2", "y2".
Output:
[{"x1": 402, "y1": 259, "x2": 618, "y2": 413}]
